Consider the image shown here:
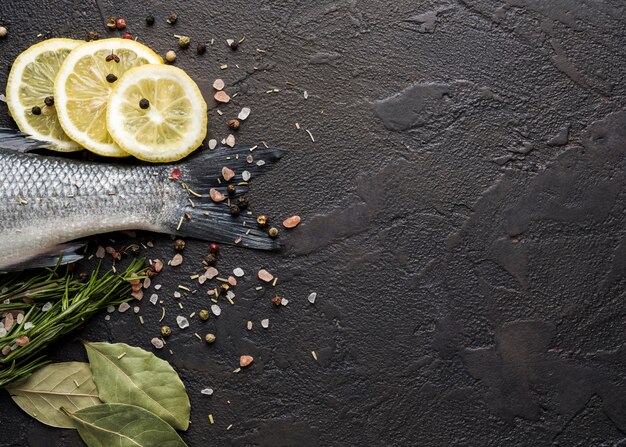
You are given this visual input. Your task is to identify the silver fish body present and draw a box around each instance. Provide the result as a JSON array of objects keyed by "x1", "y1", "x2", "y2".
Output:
[{"x1": 0, "y1": 131, "x2": 283, "y2": 271}]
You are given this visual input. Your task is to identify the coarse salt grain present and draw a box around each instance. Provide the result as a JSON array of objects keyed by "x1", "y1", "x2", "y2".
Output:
[
  {"x1": 171, "y1": 254, "x2": 183, "y2": 266},
  {"x1": 133, "y1": 306, "x2": 140, "y2": 314},
  {"x1": 308, "y1": 292, "x2": 317, "y2": 304},
  {"x1": 258, "y1": 269, "x2": 273, "y2": 282},
  {"x1": 281, "y1": 298, "x2": 289, "y2": 306},
  {"x1": 151, "y1": 338, "x2": 164, "y2": 349},
  {"x1": 247, "y1": 321, "x2": 253, "y2": 330},
  {"x1": 16, "y1": 313, "x2": 24, "y2": 324},
  {"x1": 95, "y1": 246, "x2": 105, "y2": 258},
  {"x1": 238, "y1": 107, "x2": 251, "y2": 121},
  {"x1": 176, "y1": 316, "x2": 190, "y2": 329},
  {"x1": 174, "y1": 291, "x2": 181, "y2": 298},
  {"x1": 225, "y1": 134, "x2": 235, "y2": 147},
  {"x1": 201, "y1": 388, "x2": 214, "y2": 395},
  {"x1": 205, "y1": 267, "x2": 219, "y2": 279},
  {"x1": 283, "y1": 215, "x2": 301, "y2": 228},
  {"x1": 23, "y1": 322, "x2": 34, "y2": 330},
  {"x1": 209, "y1": 139, "x2": 218, "y2": 150},
  {"x1": 233, "y1": 267, "x2": 244, "y2": 277},
  {"x1": 211, "y1": 304, "x2": 221, "y2": 316},
  {"x1": 242, "y1": 171, "x2": 251, "y2": 181},
  {"x1": 213, "y1": 79, "x2": 225, "y2": 90},
  {"x1": 154, "y1": 284, "x2": 162, "y2": 290},
  {"x1": 210, "y1": 188, "x2": 225, "y2": 203},
  {"x1": 214, "y1": 90, "x2": 230, "y2": 103},
  {"x1": 42, "y1": 302, "x2": 52, "y2": 312},
  {"x1": 261, "y1": 319, "x2": 269, "y2": 328},
  {"x1": 150, "y1": 294, "x2": 158, "y2": 305},
  {"x1": 239, "y1": 355, "x2": 253, "y2": 367},
  {"x1": 118, "y1": 303, "x2": 131, "y2": 313}
]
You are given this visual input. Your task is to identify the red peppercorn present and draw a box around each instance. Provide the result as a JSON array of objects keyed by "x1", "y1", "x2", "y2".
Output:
[
  {"x1": 122, "y1": 32, "x2": 133, "y2": 40},
  {"x1": 170, "y1": 168, "x2": 181, "y2": 180},
  {"x1": 116, "y1": 18, "x2": 127, "y2": 29},
  {"x1": 209, "y1": 243, "x2": 219, "y2": 254}
]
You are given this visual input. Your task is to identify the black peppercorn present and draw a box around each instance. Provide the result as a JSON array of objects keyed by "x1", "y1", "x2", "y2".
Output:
[
  {"x1": 105, "y1": 53, "x2": 120, "y2": 63},
  {"x1": 106, "y1": 16, "x2": 117, "y2": 30},
  {"x1": 106, "y1": 73, "x2": 117, "y2": 83},
  {"x1": 86, "y1": 31, "x2": 99, "y2": 41},
  {"x1": 227, "y1": 184, "x2": 237, "y2": 195},
  {"x1": 166, "y1": 12, "x2": 177, "y2": 24},
  {"x1": 228, "y1": 119, "x2": 240, "y2": 130},
  {"x1": 146, "y1": 15, "x2": 155, "y2": 26},
  {"x1": 139, "y1": 98, "x2": 150, "y2": 109},
  {"x1": 174, "y1": 239, "x2": 186, "y2": 251},
  {"x1": 31, "y1": 106, "x2": 41, "y2": 115},
  {"x1": 236, "y1": 196, "x2": 248, "y2": 209},
  {"x1": 229, "y1": 40, "x2": 238, "y2": 51},
  {"x1": 229, "y1": 204, "x2": 240, "y2": 217},
  {"x1": 44, "y1": 96, "x2": 54, "y2": 107},
  {"x1": 196, "y1": 42, "x2": 206, "y2": 55},
  {"x1": 204, "y1": 253, "x2": 217, "y2": 266}
]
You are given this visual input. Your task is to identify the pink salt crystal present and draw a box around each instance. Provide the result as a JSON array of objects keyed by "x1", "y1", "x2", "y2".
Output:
[
  {"x1": 239, "y1": 355, "x2": 254, "y2": 367},
  {"x1": 214, "y1": 90, "x2": 230, "y2": 103},
  {"x1": 222, "y1": 166, "x2": 235, "y2": 181},
  {"x1": 213, "y1": 79, "x2": 225, "y2": 90},
  {"x1": 257, "y1": 269, "x2": 273, "y2": 282},
  {"x1": 171, "y1": 254, "x2": 183, "y2": 266},
  {"x1": 282, "y1": 215, "x2": 301, "y2": 229},
  {"x1": 205, "y1": 267, "x2": 219, "y2": 279},
  {"x1": 228, "y1": 276, "x2": 237, "y2": 286},
  {"x1": 210, "y1": 188, "x2": 225, "y2": 203}
]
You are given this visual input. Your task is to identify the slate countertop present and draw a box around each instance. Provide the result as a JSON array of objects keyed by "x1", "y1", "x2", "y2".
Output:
[{"x1": 0, "y1": 0, "x2": 625, "y2": 446}]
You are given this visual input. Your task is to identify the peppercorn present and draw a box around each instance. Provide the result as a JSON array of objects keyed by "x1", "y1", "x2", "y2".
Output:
[
  {"x1": 106, "y1": 73, "x2": 117, "y2": 83},
  {"x1": 174, "y1": 239, "x2": 186, "y2": 251},
  {"x1": 0, "y1": 27, "x2": 8, "y2": 38},
  {"x1": 219, "y1": 283, "x2": 230, "y2": 294},
  {"x1": 196, "y1": 42, "x2": 206, "y2": 55},
  {"x1": 229, "y1": 40, "x2": 239, "y2": 51},
  {"x1": 228, "y1": 119, "x2": 240, "y2": 130},
  {"x1": 176, "y1": 35, "x2": 190, "y2": 49},
  {"x1": 205, "y1": 333, "x2": 216, "y2": 344},
  {"x1": 106, "y1": 16, "x2": 117, "y2": 30},
  {"x1": 257, "y1": 215, "x2": 269, "y2": 227},
  {"x1": 122, "y1": 33, "x2": 133, "y2": 40},
  {"x1": 161, "y1": 325, "x2": 172, "y2": 337},
  {"x1": 229, "y1": 204, "x2": 240, "y2": 217},
  {"x1": 86, "y1": 31, "x2": 99, "y2": 41},
  {"x1": 209, "y1": 243, "x2": 219, "y2": 254},
  {"x1": 31, "y1": 106, "x2": 41, "y2": 116},
  {"x1": 44, "y1": 96, "x2": 54, "y2": 107},
  {"x1": 165, "y1": 50, "x2": 176, "y2": 63},
  {"x1": 146, "y1": 15, "x2": 155, "y2": 26},
  {"x1": 227, "y1": 184, "x2": 237, "y2": 195},
  {"x1": 268, "y1": 227, "x2": 279, "y2": 238},
  {"x1": 139, "y1": 98, "x2": 150, "y2": 109},
  {"x1": 236, "y1": 196, "x2": 249, "y2": 210},
  {"x1": 166, "y1": 12, "x2": 178, "y2": 24},
  {"x1": 272, "y1": 296, "x2": 282, "y2": 306},
  {"x1": 198, "y1": 309, "x2": 209, "y2": 321},
  {"x1": 204, "y1": 253, "x2": 217, "y2": 266},
  {"x1": 146, "y1": 267, "x2": 156, "y2": 277},
  {"x1": 116, "y1": 17, "x2": 126, "y2": 29},
  {"x1": 78, "y1": 272, "x2": 89, "y2": 282},
  {"x1": 105, "y1": 53, "x2": 120, "y2": 63}
]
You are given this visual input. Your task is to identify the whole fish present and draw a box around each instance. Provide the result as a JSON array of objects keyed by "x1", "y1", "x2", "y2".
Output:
[{"x1": 0, "y1": 129, "x2": 282, "y2": 271}]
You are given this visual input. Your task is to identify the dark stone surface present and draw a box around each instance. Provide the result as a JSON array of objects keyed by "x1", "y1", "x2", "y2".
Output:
[{"x1": 1, "y1": 0, "x2": 626, "y2": 445}]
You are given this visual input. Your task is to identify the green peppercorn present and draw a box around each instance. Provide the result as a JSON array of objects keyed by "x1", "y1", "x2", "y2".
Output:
[
  {"x1": 161, "y1": 325, "x2": 172, "y2": 337},
  {"x1": 205, "y1": 333, "x2": 216, "y2": 344},
  {"x1": 106, "y1": 73, "x2": 117, "y2": 83},
  {"x1": 44, "y1": 96, "x2": 54, "y2": 107},
  {"x1": 31, "y1": 106, "x2": 41, "y2": 116},
  {"x1": 198, "y1": 309, "x2": 209, "y2": 321},
  {"x1": 177, "y1": 35, "x2": 190, "y2": 49},
  {"x1": 268, "y1": 227, "x2": 279, "y2": 238},
  {"x1": 196, "y1": 42, "x2": 206, "y2": 55},
  {"x1": 146, "y1": 15, "x2": 155, "y2": 26},
  {"x1": 257, "y1": 215, "x2": 269, "y2": 227},
  {"x1": 106, "y1": 16, "x2": 117, "y2": 30},
  {"x1": 139, "y1": 98, "x2": 150, "y2": 109}
]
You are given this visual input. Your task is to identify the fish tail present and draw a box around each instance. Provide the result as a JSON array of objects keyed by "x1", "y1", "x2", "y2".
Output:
[{"x1": 169, "y1": 145, "x2": 284, "y2": 250}]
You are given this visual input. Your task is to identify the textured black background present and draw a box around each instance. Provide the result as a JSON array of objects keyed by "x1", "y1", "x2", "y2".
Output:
[{"x1": 1, "y1": 0, "x2": 626, "y2": 446}]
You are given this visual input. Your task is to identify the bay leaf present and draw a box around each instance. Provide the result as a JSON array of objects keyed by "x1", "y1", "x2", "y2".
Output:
[
  {"x1": 63, "y1": 403, "x2": 187, "y2": 447},
  {"x1": 84, "y1": 342, "x2": 190, "y2": 430},
  {"x1": 7, "y1": 362, "x2": 100, "y2": 428}
]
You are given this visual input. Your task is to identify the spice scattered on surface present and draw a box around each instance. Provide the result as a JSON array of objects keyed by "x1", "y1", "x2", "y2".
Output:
[
  {"x1": 304, "y1": 90, "x2": 309, "y2": 99},
  {"x1": 161, "y1": 325, "x2": 172, "y2": 337},
  {"x1": 118, "y1": 303, "x2": 131, "y2": 313},
  {"x1": 86, "y1": 31, "x2": 99, "y2": 41},
  {"x1": 227, "y1": 38, "x2": 238, "y2": 50},
  {"x1": 213, "y1": 79, "x2": 225, "y2": 90},
  {"x1": 171, "y1": 253, "x2": 183, "y2": 266},
  {"x1": 149, "y1": 294, "x2": 158, "y2": 305},
  {"x1": 175, "y1": 35, "x2": 191, "y2": 48},
  {"x1": 166, "y1": 11, "x2": 178, "y2": 24},
  {"x1": 209, "y1": 188, "x2": 225, "y2": 202},
  {"x1": 281, "y1": 298, "x2": 289, "y2": 306},
  {"x1": 258, "y1": 269, "x2": 274, "y2": 282},
  {"x1": 176, "y1": 316, "x2": 189, "y2": 329},
  {"x1": 211, "y1": 304, "x2": 221, "y2": 316},
  {"x1": 152, "y1": 259, "x2": 164, "y2": 272},
  {"x1": 312, "y1": 351, "x2": 318, "y2": 361},
  {"x1": 261, "y1": 319, "x2": 269, "y2": 329},
  {"x1": 247, "y1": 321, "x2": 253, "y2": 330},
  {"x1": 116, "y1": 17, "x2": 127, "y2": 29},
  {"x1": 0, "y1": 27, "x2": 8, "y2": 38},
  {"x1": 205, "y1": 333, "x2": 216, "y2": 344},
  {"x1": 208, "y1": 414, "x2": 214, "y2": 424},
  {"x1": 268, "y1": 227, "x2": 279, "y2": 238},
  {"x1": 233, "y1": 267, "x2": 244, "y2": 277},
  {"x1": 242, "y1": 170, "x2": 251, "y2": 182},
  {"x1": 106, "y1": 73, "x2": 118, "y2": 83},
  {"x1": 122, "y1": 33, "x2": 133, "y2": 40},
  {"x1": 145, "y1": 15, "x2": 155, "y2": 26},
  {"x1": 214, "y1": 91, "x2": 230, "y2": 103},
  {"x1": 239, "y1": 355, "x2": 253, "y2": 367},
  {"x1": 201, "y1": 388, "x2": 214, "y2": 395},
  {"x1": 308, "y1": 292, "x2": 317, "y2": 304},
  {"x1": 106, "y1": 16, "x2": 117, "y2": 30},
  {"x1": 222, "y1": 166, "x2": 235, "y2": 181},
  {"x1": 174, "y1": 239, "x2": 186, "y2": 251},
  {"x1": 237, "y1": 107, "x2": 251, "y2": 121},
  {"x1": 208, "y1": 139, "x2": 218, "y2": 150},
  {"x1": 151, "y1": 338, "x2": 164, "y2": 349},
  {"x1": 225, "y1": 134, "x2": 235, "y2": 147},
  {"x1": 198, "y1": 309, "x2": 209, "y2": 321},
  {"x1": 165, "y1": 50, "x2": 177, "y2": 63},
  {"x1": 205, "y1": 267, "x2": 219, "y2": 279},
  {"x1": 282, "y1": 215, "x2": 301, "y2": 228},
  {"x1": 272, "y1": 296, "x2": 282, "y2": 306},
  {"x1": 228, "y1": 119, "x2": 240, "y2": 130},
  {"x1": 196, "y1": 42, "x2": 207, "y2": 54}
]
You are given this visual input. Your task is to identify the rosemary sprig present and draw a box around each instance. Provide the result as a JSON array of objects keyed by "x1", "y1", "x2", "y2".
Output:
[{"x1": 0, "y1": 259, "x2": 147, "y2": 387}]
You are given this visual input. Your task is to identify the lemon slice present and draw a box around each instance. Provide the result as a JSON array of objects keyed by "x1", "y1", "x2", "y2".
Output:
[
  {"x1": 106, "y1": 64, "x2": 207, "y2": 163},
  {"x1": 54, "y1": 38, "x2": 163, "y2": 157},
  {"x1": 6, "y1": 38, "x2": 82, "y2": 152}
]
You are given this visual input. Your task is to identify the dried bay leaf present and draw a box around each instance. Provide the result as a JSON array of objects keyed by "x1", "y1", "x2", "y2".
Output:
[
  {"x1": 7, "y1": 362, "x2": 100, "y2": 428},
  {"x1": 84, "y1": 342, "x2": 190, "y2": 431},
  {"x1": 63, "y1": 403, "x2": 187, "y2": 447}
]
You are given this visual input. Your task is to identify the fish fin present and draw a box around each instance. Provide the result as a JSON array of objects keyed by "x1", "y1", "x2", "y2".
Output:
[
  {"x1": 0, "y1": 127, "x2": 51, "y2": 152},
  {"x1": 170, "y1": 146, "x2": 284, "y2": 251},
  {"x1": 2, "y1": 242, "x2": 86, "y2": 272}
]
